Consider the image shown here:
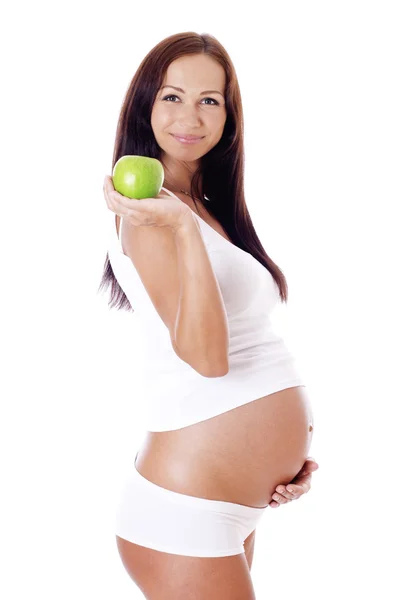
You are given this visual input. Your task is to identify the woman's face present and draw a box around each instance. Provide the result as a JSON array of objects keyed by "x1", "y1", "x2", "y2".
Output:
[{"x1": 151, "y1": 54, "x2": 227, "y2": 167}]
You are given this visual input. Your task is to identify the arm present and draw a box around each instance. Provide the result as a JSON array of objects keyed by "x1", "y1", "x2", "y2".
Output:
[{"x1": 173, "y1": 215, "x2": 229, "y2": 377}]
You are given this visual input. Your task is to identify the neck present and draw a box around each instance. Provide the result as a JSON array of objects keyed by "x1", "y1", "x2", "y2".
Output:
[{"x1": 164, "y1": 181, "x2": 202, "y2": 198}]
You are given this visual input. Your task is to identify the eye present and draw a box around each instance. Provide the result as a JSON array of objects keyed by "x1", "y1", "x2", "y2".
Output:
[{"x1": 162, "y1": 94, "x2": 219, "y2": 106}]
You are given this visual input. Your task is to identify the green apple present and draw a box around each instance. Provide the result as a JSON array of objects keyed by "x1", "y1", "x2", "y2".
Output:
[{"x1": 112, "y1": 155, "x2": 164, "y2": 199}]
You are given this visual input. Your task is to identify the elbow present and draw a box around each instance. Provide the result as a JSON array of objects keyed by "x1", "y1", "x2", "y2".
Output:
[
  {"x1": 202, "y1": 364, "x2": 229, "y2": 378},
  {"x1": 196, "y1": 356, "x2": 230, "y2": 378},
  {"x1": 199, "y1": 327, "x2": 230, "y2": 377},
  {"x1": 171, "y1": 336, "x2": 229, "y2": 377}
]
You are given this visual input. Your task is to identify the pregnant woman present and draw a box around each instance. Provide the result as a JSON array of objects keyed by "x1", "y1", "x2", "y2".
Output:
[{"x1": 100, "y1": 33, "x2": 318, "y2": 600}]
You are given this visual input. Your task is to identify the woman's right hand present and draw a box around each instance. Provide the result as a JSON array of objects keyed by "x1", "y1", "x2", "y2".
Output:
[{"x1": 103, "y1": 175, "x2": 193, "y2": 234}]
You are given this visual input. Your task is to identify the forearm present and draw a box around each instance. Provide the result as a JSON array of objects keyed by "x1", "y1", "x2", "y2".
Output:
[{"x1": 173, "y1": 215, "x2": 229, "y2": 377}]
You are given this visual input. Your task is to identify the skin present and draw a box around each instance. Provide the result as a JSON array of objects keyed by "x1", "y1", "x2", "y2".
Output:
[
  {"x1": 150, "y1": 53, "x2": 227, "y2": 196},
  {"x1": 150, "y1": 54, "x2": 319, "y2": 506},
  {"x1": 107, "y1": 54, "x2": 319, "y2": 510},
  {"x1": 268, "y1": 457, "x2": 319, "y2": 507}
]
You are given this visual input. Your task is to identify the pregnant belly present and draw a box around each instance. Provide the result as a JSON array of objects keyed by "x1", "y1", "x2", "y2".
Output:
[{"x1": 136, "y1": 386, "x2": 314, "y2": 508}]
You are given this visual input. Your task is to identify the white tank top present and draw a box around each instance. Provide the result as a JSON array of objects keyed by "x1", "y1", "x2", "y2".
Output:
[{"x1": 107, "y1": 187, "x2": 305, "y2": 431}]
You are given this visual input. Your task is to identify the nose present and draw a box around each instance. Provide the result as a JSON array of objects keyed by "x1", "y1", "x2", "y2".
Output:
[{"x1": 176, "y1": 103, "x2": 202, "y2": 128}]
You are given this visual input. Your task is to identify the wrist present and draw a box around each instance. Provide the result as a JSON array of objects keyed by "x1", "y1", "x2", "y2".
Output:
[{"x1": 173, "y1": 211, "x2": 199, "y2": 239}]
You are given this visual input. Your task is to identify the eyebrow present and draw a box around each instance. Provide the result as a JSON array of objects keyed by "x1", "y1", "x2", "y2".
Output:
[{"x1": 160, "y1": 85, "x2": 224, "y2": 98}]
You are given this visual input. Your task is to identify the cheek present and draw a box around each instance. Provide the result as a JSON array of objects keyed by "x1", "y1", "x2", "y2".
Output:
[
  {"x1": 151, "y1": 108, "x2": 171, "y2": 131},
  {"x1": 207, "y1": 118, "x2": 226, "y2": 140},
  {"x1": 208, "y1": 110, "x2": 227, "y2": 127}
]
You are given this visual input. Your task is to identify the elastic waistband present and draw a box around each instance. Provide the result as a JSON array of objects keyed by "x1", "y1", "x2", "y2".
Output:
[{"x1": 132, "y1": 452, "x2": 268, "y2": 516}]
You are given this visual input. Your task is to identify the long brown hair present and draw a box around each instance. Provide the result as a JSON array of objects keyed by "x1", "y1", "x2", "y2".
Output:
[{"x1": 98, "y1": 31, "x2": 288, "y2": 311}]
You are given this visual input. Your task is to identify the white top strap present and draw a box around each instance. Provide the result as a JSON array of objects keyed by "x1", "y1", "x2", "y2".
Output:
[{"x1": 161, "y1": 186, "x2": 180, "y2": 200}]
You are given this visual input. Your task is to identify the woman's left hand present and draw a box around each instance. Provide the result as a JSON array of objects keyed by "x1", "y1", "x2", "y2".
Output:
[{"x1": 269, "y1": 457, "x2": 319, "y2": 508}]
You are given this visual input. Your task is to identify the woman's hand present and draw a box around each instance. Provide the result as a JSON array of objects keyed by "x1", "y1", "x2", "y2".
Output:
[
  {"x1": 103, "y1": 175, "x2": 192, "y2": 234},
  {"x1": 269, "y1": 457, "x2": 319, "y2": 508}
]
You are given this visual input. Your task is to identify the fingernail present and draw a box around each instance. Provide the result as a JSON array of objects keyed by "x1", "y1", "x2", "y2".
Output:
[{"x1": 288, "y1": 487, "x2": 295, "y2": 493}]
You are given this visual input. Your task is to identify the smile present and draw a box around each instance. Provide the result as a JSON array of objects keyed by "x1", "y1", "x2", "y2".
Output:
[{"x1": 171, "y1": 135, "x2": 204, "y2": 145}]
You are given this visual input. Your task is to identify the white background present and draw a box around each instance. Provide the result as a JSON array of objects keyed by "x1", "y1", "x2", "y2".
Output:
[{"x1": 1, "y1": 1, "x2": 399, "y2": 598}]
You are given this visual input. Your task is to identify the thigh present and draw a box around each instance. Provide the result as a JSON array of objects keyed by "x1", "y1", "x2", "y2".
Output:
[
  {"x1": 243, "y1": 528, "x2": 256, "y2": 571},
  {"x1": 116, "y1": 535, "x2": 257, "y2": 600}
]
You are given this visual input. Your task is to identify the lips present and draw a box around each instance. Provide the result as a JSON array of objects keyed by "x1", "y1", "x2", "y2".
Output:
[{"x1": 172, "y1": 134, "x2": 203, "y2": 140}]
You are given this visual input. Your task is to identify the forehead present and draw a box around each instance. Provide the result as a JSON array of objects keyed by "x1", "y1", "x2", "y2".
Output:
[{"x1": 163, "y1": 55, "x2": 226, "y2": 92}]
